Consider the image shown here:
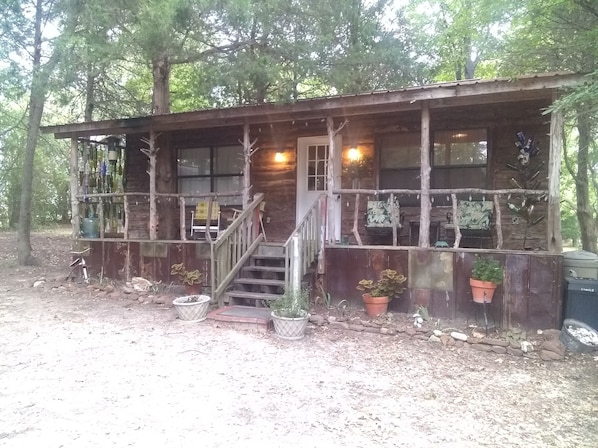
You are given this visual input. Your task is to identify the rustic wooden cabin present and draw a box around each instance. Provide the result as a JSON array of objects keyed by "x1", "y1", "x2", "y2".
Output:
[{"x1": 43, "y1": 72, "x2": 584, "y2": 330}]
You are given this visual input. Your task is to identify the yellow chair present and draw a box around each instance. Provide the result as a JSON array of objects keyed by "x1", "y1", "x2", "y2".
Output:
[{"x1": 190, "y1": 201, "x2": 221, "y2": 239}]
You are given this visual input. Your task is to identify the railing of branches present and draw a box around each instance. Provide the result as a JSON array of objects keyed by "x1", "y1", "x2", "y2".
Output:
[{"x1": 333, "y1": 188, "x2": 549, "y2": 249}]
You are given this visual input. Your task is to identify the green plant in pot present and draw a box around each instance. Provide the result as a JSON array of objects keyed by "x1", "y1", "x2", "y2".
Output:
[
  {"x1": 470, "y1": 255, "x2": 503, "y2": 304},
  {"x1": 357, "y1": 269, "x2": 407, "y2": 318},
  {"x1": 170, "y1": 263, "x2": 204, "y2": 298},
  {"x1": 269, "y1": 288, "x2": 310, "y2": 340}
]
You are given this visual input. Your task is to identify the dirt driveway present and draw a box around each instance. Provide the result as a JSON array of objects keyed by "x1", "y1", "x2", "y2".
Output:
[{"x1": 1, "y1": 230, "x2": 597, "y2": 447}]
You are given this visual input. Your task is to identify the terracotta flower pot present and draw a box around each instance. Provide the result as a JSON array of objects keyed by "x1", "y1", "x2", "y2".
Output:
[
  {"x1": 469, "y1": 278, "x2": 497, "y2": 304},
  {"x1": 185, "y1": 283, "x2": 202, "y2": 295},
  {"x1": 362, "y1": 293, "x2": 390, "y2": 318}
]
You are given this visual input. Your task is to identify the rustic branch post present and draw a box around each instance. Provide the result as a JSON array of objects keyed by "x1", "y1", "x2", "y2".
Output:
[
  {"x1": 493, "y1": 195, "x2": 503, "y2": 249},
  {"x1": 70, "y1": 138, "x2": 80, "y2": 238},
  {"x1": 123, "y1": 195, "x2": 129, "y2": 239},
  {"x1": 390, "y1": 193, "x2": 398, "y2": 246},
  {"x1": 326, "y1": 116, "x2": 347, "y2": 243},
  {"x1": 547, "y1": 97, "x2": 563, "y2": 253},
  {"x1": 241, "y1": 123, "x2": 258, "y2": 209},
  {"x1": 419, "y1": 103, "x2": 431, "y2": 248},
  {"x1": 140, "y1": 132, "x2": 159, "y2": 240},
  {"x1": 179, "y1": 196, "x2": 187, "y2": 241},
  {"x1": 352, "y1": 191, "x2": 363, "y2": 245},
  {"x1": 451, "y1": 193, "x2": 461, "y2": 248}
]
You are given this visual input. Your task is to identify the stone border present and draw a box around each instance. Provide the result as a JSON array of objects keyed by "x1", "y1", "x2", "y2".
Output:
[{"x1": 309, "y1": 314, "x2": 569, "y2": 361}]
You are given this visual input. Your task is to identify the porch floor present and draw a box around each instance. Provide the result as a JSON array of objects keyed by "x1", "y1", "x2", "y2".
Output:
[{"x1": 207, "y1": 305, "x2": 272, "y2": 333}]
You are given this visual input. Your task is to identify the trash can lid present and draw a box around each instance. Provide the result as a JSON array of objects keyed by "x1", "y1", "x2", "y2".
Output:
[{"x1": 563, "y1": 250, "x2": 598, "y2": 262}]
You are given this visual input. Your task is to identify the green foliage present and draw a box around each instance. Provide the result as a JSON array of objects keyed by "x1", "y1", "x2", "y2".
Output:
[
  {"x1": 357, "y1": 269, "x2": 407, "y2": 299},
  {"x1": 269, "y1": 288, "x2": 310, "y2": 318},
  {"x1": 170, "y1": 263, "x2": 204, "y2": 286},
  {"x1": 471, "y1": 256, "x2": 503, "y2": 284}
]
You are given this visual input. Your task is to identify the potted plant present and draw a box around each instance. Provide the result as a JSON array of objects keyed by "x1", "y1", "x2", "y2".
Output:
[
  {"x1": 470, "y1": 255, "x2": 503, "y2": 304},
  {"x1": 269, "y1": 288, "x2": 310, "y2": 340},
  {"x1": 170, "y1": 263, "x2": 210, "y2": 322},
  {"x1": 357, "y1": 269, "x2": 407, "y2": 318}
]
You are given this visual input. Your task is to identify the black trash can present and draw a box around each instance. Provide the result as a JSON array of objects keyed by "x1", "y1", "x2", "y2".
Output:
[{"x1": 564, "y1": 277, "x2": 598, "y2": 330}]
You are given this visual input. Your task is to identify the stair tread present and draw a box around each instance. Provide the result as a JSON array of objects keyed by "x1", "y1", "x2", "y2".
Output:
[
  {"x1": 251, "y1": 254, "x2": 285, "y2": 260},
  {"x1": 233, "y1": 278, "x2": 285, "y2": 286},
  {"x1": 243, "y1": 266, "x2": 286, "y2": 273},
  {"x1": 227, "y1": 290, "x2": 282, "y2": 300}
]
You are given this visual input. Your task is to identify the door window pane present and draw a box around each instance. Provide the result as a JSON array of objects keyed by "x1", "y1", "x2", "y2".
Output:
[{"x1": 307, "y1": 144, "x2": 328, "y2": 191}]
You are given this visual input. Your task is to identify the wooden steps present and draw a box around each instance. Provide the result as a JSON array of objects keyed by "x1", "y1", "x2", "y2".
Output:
[{"x1": 226, "y1": 243, "x2": 286, "y2": 306}]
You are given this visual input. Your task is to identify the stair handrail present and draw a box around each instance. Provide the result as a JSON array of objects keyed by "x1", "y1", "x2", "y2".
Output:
[
  {"x1": 284, "y1": 194, "x2": 327, "y2": 291},
  {"x1": 211, "y1": 193, "x2": 265, "y2": 306}
]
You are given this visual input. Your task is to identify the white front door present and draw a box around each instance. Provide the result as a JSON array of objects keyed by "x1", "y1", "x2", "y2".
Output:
[{"x1": 296, "y1": 135, "x2": 342, "y2": 241}]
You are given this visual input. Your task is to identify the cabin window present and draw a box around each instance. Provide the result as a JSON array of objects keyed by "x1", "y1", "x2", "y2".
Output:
[
  {"x1": 378, "y1": 132, "x2": 422, "y2": 206},
  {"x1": 177, "y1": 145, "x2": 243, "y2": 205},
  {"x1": 377, "y1": 129, "x2": 488, "y2": 206},
  {"x1": 432, "y1": 129, "x2": 487, "y2": 204}
]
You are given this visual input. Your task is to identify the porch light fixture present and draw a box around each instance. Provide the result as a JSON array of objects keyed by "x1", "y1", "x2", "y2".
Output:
[
  {"x1": 274, "y1": 151, "x2": 286, "y2": 163},
  {"x1": 347, "y1": 147, "x2": 361, "y2": 162}
]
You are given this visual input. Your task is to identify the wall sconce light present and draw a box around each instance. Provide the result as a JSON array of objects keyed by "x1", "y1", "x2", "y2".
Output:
[
  {"x1": 347, "y1": 147, "x2": 361, "y2": 162},
  {"x1": 274, "y1": 152, "x2": 286, "y2": 163}
]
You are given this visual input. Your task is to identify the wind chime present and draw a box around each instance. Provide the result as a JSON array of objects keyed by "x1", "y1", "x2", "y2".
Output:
[
  {"x1": 79, "y1": 136, "x2": 125, "y2": 234},
  {"x1": 506, "y1": 131, "x2": 546, "y2": 249}
]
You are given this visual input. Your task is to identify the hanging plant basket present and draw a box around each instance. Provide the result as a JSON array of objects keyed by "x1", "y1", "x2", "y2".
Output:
[{"x1": 172, "y1": 295, "x2": 210, "y2": 322}]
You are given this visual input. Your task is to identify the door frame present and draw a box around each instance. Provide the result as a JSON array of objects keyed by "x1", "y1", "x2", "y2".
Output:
[{"x1": 296, "y1": 135, "x2": 342, "y2": 242}]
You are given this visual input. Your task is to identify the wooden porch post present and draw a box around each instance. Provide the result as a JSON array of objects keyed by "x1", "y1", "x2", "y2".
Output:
[
  {"x1": 419, "y1": 102, "x2": 431, "y2": 248},
  {"x1": 69, "y1": 138, "x2": 80, "y2": 238},
  {"x1": 547, "y1": 96, "x2": 563, "y2": 253},
  {"x1": 242, "y1": 123, "x2": 253, "y2": 209},
  {"x1": 140, "y1": 131, "x2": 158, "y2": 240},
  {"x1": 326, "y1": 117, "x2": 347, "y2": 243}
]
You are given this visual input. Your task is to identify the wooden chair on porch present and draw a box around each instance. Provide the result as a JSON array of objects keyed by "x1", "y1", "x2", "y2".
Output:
[
  {"x1": 190, "y1": 201, "x2": 221, "y2": 240},
  {"x1": 365, "y1": 197, "x2": 404, "y2": 236},
  {"x1": 445, "y1": 200, "x2": 494, "y2": 248}
]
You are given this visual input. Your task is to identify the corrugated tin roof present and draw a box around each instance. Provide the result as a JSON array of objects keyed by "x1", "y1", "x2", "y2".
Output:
[{"x1": 42, "y1": 72, "x2": 584, "y2": 138}]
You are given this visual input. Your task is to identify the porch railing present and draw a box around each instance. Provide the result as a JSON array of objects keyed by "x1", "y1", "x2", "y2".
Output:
[
  {"x1": 333, "y1": 187, "x2": 548, "y2": 249},
  {"x1": 75, "y1": 191, "x2": 242, "y2": 239},
  {"x1": 284, "y1": 194, "x2": 327, "y2": 292},
  {"x1": 211, "y1": 193, "x2": 265, "y2": 307}
]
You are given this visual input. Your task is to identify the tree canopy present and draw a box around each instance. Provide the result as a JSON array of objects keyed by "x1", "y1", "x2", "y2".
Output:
[{"x1": 1, "y1": 0, "x2": 597, "y2": 258}]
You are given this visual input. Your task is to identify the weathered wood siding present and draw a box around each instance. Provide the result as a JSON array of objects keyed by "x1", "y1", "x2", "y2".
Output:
[
  {"x1": 325, "y1": 246, "x2": 563, "y2": 330},
  {"x1": 83, "y1": 239, "x2": 212, "y2": 285}
]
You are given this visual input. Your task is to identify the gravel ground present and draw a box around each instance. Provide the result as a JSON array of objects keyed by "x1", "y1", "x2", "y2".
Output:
[{"x1": 1, "y1": 230, "x2": 597, "y2": 448}]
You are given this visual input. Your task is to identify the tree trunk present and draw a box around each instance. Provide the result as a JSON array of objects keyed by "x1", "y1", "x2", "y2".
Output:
[
  {"x1": 575, "y1": 108, "x2": 598, "y2": 253},
  {"x1": 152, "y1": 54, "x2": 170, "y2": 115},
  {"x1": 17, "y1": 0, "x2": 47, "y2": 265}
]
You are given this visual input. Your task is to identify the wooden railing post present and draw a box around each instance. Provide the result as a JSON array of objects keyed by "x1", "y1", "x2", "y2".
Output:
[{"x1": 290, "y1": 234, "x2": 302, "y2": 293}]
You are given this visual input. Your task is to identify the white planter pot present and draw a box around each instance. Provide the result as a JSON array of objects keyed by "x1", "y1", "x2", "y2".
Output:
[
  {"x1": 271, "y1": 310, "x2": 310, "y2": 340},
  {"x1": 173, "y1": 295, "x2": 210, "y2": 322}
]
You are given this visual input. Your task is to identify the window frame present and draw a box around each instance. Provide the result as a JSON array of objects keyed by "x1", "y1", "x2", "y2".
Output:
[
  {"x1": 376, "y1": 128, "x2": 489, "y2": 205},
  {"x1": 176, "y1": 145, "x2": 243, "y2": 205}
]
